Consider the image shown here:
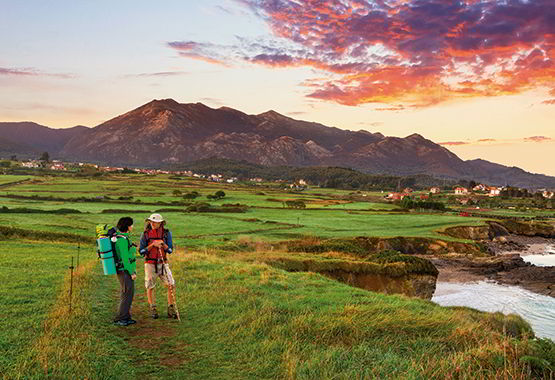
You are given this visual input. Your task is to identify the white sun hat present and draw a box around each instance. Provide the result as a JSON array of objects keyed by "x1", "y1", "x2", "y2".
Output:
[{"x1": 147, "y1": 213, "x2": 164, "y2": 223}]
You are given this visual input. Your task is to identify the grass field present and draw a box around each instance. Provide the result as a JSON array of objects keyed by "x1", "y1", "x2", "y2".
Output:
[
  {"x1": 0, "y1": 174, "x2": 490, "y2": 249},
  {"x1": 0, "y1": 241, "x2": 94, "y2": 374},
  {"x1": 2, "y1": 246, "x2": 553, "y2": 379},
  {"x1": 1, "y1": 173, "x2": 553, "y2": 379}
]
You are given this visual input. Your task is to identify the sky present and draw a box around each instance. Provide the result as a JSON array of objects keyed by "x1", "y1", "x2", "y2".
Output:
[{"x1": 1, "y1": 0, "x2": 554, "y2": 175}]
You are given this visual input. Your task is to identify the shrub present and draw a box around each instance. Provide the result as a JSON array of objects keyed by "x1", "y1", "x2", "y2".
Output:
[
  {"x1": 285, "y1": 200, "x2": 306, "y2": 209},
  {"x1": 101, "y1": 209, "x2": 152, "y2": 214},
  {"x1": 0, "y1": 207, "x2": 81, "y2": 214},
  {"x1": 183, "y1": 191, "x2": 200, "y2": 200}
]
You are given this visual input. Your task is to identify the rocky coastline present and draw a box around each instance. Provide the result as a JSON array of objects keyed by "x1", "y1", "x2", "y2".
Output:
[{"x1": 430, "y1": 221, "x2": 555, "y2": 297}]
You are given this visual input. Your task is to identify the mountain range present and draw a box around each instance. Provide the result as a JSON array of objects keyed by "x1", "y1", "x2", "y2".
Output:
[{"x1": 1, "y1": 99, "x2": 554, "y2": 188}]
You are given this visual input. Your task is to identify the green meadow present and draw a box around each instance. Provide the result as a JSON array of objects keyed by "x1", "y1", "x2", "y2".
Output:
[{"x1": 0, "y1": 173, "x2": 553, "y2": 379}]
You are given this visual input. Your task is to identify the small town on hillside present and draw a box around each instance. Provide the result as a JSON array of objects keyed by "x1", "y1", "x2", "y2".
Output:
[{"x1": 4, "y1": 157, "x2": 555, "y2": 203}]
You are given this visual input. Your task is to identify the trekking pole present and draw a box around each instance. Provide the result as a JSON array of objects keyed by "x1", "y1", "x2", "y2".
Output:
[
  {"x1": 162, "y1": 247, "x2": 181, "y2": 322},
  {"x1": 171, "y1": 281, "x2": 181, "y2": 322},
  {"x1": 68, "y1": 256, "x2": 74, "y2": 314}
]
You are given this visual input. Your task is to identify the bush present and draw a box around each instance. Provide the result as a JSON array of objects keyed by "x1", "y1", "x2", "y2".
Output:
[
  {"x1": 285, "y1": 200, "x2": 306, "y2": 209},
  {"x1": 183, "y1": 191, "x2": 200, "y2": 200},
  {"x1": 0, "y1": 226, "x2": 91, "y2": 243},
  {"x1": 400, "y1": 197, "x2": 445, "y2": 210},
  {"x1": 185, "y1": 202, "x2": 247, "y2": 213},
  {"x1": 101, "y1": 209, "x2": 152, "y2": 214},
  {"x1": 207, "y1": 190, "x2": 226, "y2": 200},
  {"x1": 0, "y1": 206, "x2": 81, "y2": 214}
]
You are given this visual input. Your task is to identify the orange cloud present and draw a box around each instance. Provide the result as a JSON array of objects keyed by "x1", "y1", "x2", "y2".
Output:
[
  {"x1": 172, "y1": 0, "x2": 555, "y2": 107},
  {"x1": 439, "y1": 141, "x2": 469, "y2": 146}
]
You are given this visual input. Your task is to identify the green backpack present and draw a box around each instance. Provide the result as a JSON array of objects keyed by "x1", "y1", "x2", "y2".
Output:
[{"x1": 95, "y1": 224, "x2": 122, "y2": 275}]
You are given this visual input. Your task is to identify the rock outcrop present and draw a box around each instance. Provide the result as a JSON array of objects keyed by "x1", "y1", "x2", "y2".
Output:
[
  {"x1": 263, "y1": 254, "x2": 439, "y2": 299},
  {"x1": 324, "y1": 271, "x2": 437, "y2": 299}
]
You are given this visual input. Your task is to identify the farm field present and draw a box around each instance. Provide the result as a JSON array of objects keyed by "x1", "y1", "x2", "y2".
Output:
[
  {"x1": 0, "y1": 175, "x2": 30, "y2": 185},
  {"x1": 1, "y1": 173, "x2": 554, "y2": 379},
  {"x1": 0, "y1": 174, "x2": 488, "y2": 245}
]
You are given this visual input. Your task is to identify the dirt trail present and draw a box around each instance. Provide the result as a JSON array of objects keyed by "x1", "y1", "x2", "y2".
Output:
[{"x1": 115, "y1": 250, "x2": 190, "y2": 373}]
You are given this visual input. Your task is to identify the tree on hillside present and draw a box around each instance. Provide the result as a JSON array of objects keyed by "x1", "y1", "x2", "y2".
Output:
[
  {"x1": 40, "y1": 151, "x2": 50, "y2": 162},
  {"x1": 183, "y1": 191, "x2": 200, "y2": 200}
]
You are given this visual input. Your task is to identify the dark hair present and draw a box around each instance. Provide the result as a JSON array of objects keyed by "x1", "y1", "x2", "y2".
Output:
[{"x1": 117, "y1": 217, "x2": 134, "y2": 232}]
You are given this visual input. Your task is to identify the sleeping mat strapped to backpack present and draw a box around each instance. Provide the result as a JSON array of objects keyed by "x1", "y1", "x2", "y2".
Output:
[{"x1": 96, "y1": 224, "x2": 122, "y2": 275}]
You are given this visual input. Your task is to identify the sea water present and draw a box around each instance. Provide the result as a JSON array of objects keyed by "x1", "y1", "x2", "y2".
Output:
[
  {"x1": 433, "y1": 281, "x2": 555, "y2": 340},
  {"x1": 522, "y1": 244, "x2": 555, "y2": 267}
]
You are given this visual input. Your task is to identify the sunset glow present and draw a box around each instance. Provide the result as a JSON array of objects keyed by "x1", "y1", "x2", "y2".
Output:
[{"x1": 1, "y1": 0, "x2": 554, "y2": 174}]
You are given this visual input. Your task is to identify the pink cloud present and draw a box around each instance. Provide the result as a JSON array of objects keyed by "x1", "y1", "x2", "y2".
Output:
[
  {"x1": 126, "y1": 71, "x2": 189, "y2": 78},
  {"x1": 0, "y1": 67, "x2": 73, "y2": 78},
  {"x1": 524, "y1": 136, "x2": 552, "y2": 143},
  {"x1": 170, "y1": 0, "x2": 555, "y2": 108}
]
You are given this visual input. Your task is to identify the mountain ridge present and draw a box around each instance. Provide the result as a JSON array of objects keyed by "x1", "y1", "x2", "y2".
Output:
[{"x1": 1, "y1": 99, "x2": 554, "y2": 188}]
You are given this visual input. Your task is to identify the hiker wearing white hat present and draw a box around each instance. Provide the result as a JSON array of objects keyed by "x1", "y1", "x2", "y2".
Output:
[{"x1": 139, "y1": 213, "x2": 177, "y2": 319}]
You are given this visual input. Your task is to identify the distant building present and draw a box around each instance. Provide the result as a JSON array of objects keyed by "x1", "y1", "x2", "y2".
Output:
[
  {"x1": 454, "y1": 187, "x2": 468, "y2": 195},
  {"x1": 386, "y1": 192, "x2": 409, "y2": 200},
  {"x1": 473, "y1": 184, "x2": 487, "y2": 191},
  {"x1": 21, "y1": 161, "x2": 40, "y2": 168},
  {"x1": 403, "y1": 187, "x2": 413, "y2": 193},
  {"x1": 543, "y1": 191, "x2": 554, "y2": 199},
  {"x1": 50, "y1": 163, "x2": 66, "y2": 170},
  {"x1": 429, "y1": 187, "x2": 441, "y2": 194},
  {"x1": 488, "y1": 187, "x2": 501, "y2": 197}
]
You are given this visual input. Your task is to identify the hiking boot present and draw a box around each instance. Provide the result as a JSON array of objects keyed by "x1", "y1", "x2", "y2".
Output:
[
  {"x1": 113, "y1": 320, "x2": 128, "y2": 327},
  {"x1": 167, "y1": 304, "x2": 178, "y2": 319},
  {"x1": 150, "y1": 304, "x2": 159, "y2": 319},
  {"x1": 125, "y1": 319, "x2": 137, "y2": 325}
]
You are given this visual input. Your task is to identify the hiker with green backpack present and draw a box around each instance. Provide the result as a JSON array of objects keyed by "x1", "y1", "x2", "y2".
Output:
[{"x1": 113, "y1": 217, "x2": 138, "y2": 326}]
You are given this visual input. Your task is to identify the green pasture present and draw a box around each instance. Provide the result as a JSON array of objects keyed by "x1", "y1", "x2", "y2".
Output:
[
  {"x1": 0, "y1": 173, "x2": 488, "y2": 250},
  {"x1": 467, "y1": 208, "x2": 555, "y2": 218},
  {"x1": 1, "y1": 173, "x2": 554, "y2": 379},
  {"x1": 0, "y1": 175, "x2": 30, "y2": 185},
  {"x1": 2, "y1": 208, "x2": 485, "y2": 250},
  {"x1": 0, "y1": 241, "x2": 94, "y2": 374},
  {"x1": 3, "y1": 248, "x2": 552, "y2": 379}
]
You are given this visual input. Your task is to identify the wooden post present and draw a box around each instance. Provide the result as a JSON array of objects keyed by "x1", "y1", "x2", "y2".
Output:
[{"x1": 69, "y1": 257, "x2": 74, "y2": 314}]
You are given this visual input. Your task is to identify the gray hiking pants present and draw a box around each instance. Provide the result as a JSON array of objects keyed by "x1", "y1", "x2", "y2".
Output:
[{"x1": 116, "y1": 271, "x2": 134, "y2": 321}]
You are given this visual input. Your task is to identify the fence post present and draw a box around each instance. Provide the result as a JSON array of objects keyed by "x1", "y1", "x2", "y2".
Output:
[
  {"x1": 77, "y1": 242, "x2": 80, "y2": 268},
  {"x1": 69, "y1": 257, "x2": 74, "y2": 314}
]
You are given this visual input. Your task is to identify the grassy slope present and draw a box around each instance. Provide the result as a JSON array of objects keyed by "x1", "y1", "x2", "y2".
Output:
[
  {"x1": 5, "y1": 247, "x2": 553, "y2": 379},
  {"x1": 0, "y1": 241, "x2": 94, "y2": 374}
]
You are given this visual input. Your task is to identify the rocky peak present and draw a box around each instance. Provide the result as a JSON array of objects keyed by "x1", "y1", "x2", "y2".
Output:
[{"x1": 258, "y1": 110, "x2": 291, "y2": 121}]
